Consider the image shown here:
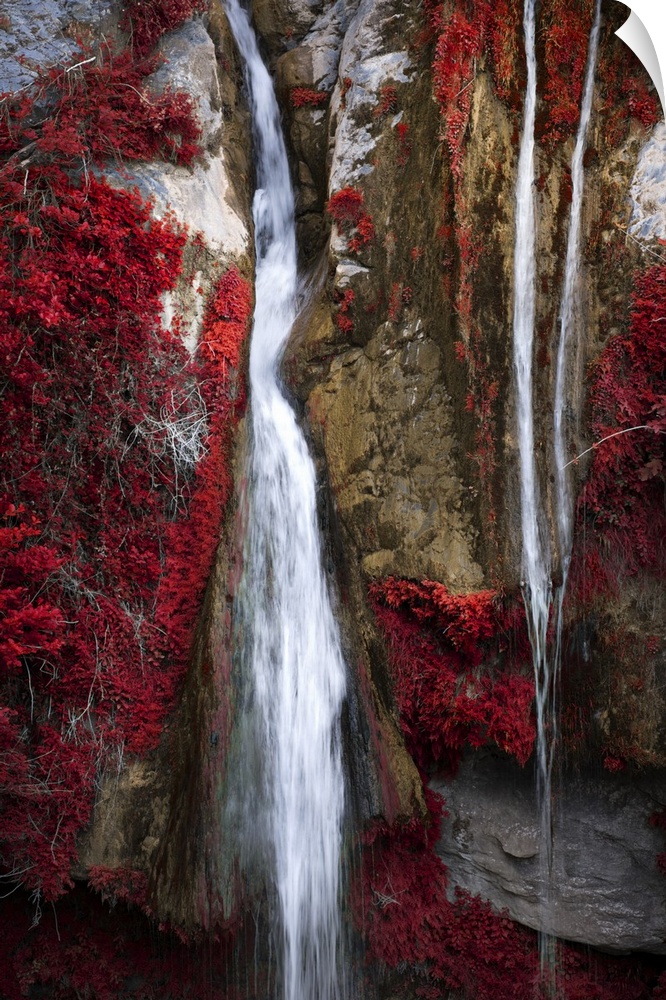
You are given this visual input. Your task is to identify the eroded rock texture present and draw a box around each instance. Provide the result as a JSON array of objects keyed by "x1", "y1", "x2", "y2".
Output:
[{"x1": 433, "y1": 752, "x2": 666, "y2": 954}]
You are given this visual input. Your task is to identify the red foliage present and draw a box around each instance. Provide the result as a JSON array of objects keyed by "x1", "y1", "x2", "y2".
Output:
[
  {"x1": 576, "y1": 265, "x2": 666, "y2": 577},
  {"x1": 369, "y1": 578, "x2": 535, "y2": 770},
  {"x1": 290, "y1": 87, "x2": 329, "y2": 109},
  {"x1": 326, "y1": 187, "x2": 375, "y2": 254},
  {"x1": 432, "y1": 10, "x2": 481, "y2": 177},
  {"x1": 0, "y1": 887, "x2": 237, "y2": 999},
  {"x1": 0, "y1": 48, "x2": 200, "y2": 168},
  {"x1": 334, "y1": 287, "x2": 355, "y2": 336},
  {"x1": 121, "y1": 0, "x2": 208, "y2": 57},
  {"x1": 355, "y1": 788, "x2": 660, "y2": 999},
  {"x1": 374, "y1": 85, "x2": 398, "y2": 118},
  {"x1": 88, "y1": 865, "x2": 150, "y2": 910},
  {"x1": 395, "y1": 121, "x2": 411, "y2": 165},
  {"x1": 203, "y1": 266, "x2": 253, "y2": 368},
  {"x1": 538, "y1": 0, "x2": 595, "y2": 147},
  {"x1": 0, "y1": 54, "x2": 248, "y2": 901}
]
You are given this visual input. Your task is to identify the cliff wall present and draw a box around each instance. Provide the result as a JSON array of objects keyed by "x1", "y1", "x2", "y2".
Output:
[{"x1": 0, "y1": 0, "x2": 664, "y2": 996}]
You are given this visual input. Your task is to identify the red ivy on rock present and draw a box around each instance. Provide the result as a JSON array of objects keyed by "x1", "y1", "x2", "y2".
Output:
[
  {"x1": 290, "y1": 87, "x2": 329, "y2": 109},
  {"x1": 326, "y1": 187, "x2": 375, "y2": 254},
  {"x1": 576, "y1": 264, "x2": 666, "y2": 577},
  {"x1": 0, "y1": 49, "x2": 201, "y2": 168},
  {"x1": 0, "y1": 50, "x2": 248, "y2": 901},
  {"x1": 354, "y1": 786, "x2": 660, "y2": 999},
  {"x1": 121, "y1": 0, "x2": 208, "y2": 57},
  {"x1": 369, "y1": 578, "x2": 535, "y2": 770},
  {"x1": 0, "y1": 887, "x2": 238, "y2": 1000}
]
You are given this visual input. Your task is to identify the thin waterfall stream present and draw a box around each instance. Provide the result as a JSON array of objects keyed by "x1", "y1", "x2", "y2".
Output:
[
  {"x1": 513, "y1": 0, "x2": 602, "y2": 977},
  {"x1": 224, "y1": 3, "x2": 347, "y2": 999},
  {"x1": 553, "y1": 0, "x2": 602, "y2": 630}
]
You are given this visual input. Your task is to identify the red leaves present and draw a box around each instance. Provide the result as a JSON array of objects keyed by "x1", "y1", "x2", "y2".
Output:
[
  {"x1": 537, "y1": 0, "x2": 595, "y2": 146},
  {"x1": 432, "y1": 8, "x2": 484, "y2": 177},
  {"x1": 290, "y1": 87, "x2": 329, "y2": 109},
  {"x1": 576, "y1": 265, "x2": 666, "y2": 577},
  {"x1": 88, "y1": 866, "x2": 150, "y2": 910},
  {"x1": 333, "y1": 287, "x2": 355, "y2": 335},
  {"x1": 326, "y1": 187, "x2": 375, "y2": 254},
  {"x1": 203, "y1": 266, "x2": 253, "y2": 369},
  {"x1": 374, "y1": 85, "x2": 398, "y2": 118},
  {"x1": 0, "y1": 58, "x2": 228, "y2": 901},
  {"x1": 370, "y1": 578, "x2": 535, "y2": 769},
  {"x1": 122, "y1": 0, "x2": 208, "y2": 57},
  {"x1": 0, "y1": 49, "x2": 201, "y2": 182},
  {"x1": 356, "y1": 786, "x2": 660, "y2": 999}
]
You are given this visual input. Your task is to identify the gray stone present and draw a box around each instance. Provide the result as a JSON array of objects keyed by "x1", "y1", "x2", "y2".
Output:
[
  {"x1": 0, "y1": 0, "x2": 115, "y2": 93},
  {"x1": 149, "y1": 19, "x2": 223, "y2": 149},
  {"x1": 327, "y1": 0, "x2": 414, "y2": 192},
  {"x1": 629, "y1": 122, "x2": 666, "y2": 241},
  {"x1": 432, "y1": 751, "x2": 666, "y2": 954}
]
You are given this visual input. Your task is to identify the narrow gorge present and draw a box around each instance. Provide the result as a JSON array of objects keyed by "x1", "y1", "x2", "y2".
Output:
[{"x1": 0, "y1": 0, "x2": 664, "y2": 998}]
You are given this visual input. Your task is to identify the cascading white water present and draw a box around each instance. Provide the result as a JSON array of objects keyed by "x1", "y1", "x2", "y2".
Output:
[
  {"x1": 553, "y1": 0, "x2": 602, "y2": 596},
  {"x1": 513, "y1": 0, "x2": 602, "y2": 978},
  {"x1": 512, "y1": 0, "x2": 554, "y2": 864},
  {"x1": 224, "y1": 4, "x2": 347, "y2": 999}
]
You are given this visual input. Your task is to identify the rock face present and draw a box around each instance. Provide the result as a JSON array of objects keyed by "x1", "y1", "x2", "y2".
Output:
[
  {"x1": 0, "y1": 0, "x2": 117, "y2": 92},
  {"x1": 1, "y1": 0, "x2": 665, "y2": 991},
  {"x1": 432, "y1": 752, "x2": 666, "y2": 954}
]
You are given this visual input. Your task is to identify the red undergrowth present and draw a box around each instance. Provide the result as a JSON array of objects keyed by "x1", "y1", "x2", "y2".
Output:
[
  {"x1": 326, "y1": 187, "x2": 375, "y2": 254},
  {"x1": 0, "y1": 48, "x2": 201, "y2": 167},
  {"x1": 290, "y1": 87, "x2": 329, "y2": 109},
  {"x1": 369, "y1": 578, "x2": 535, "y2": 771},
  {"x1": 575, "y1": 264, "x2": 665, "y2": 578},
  {"x1": 0, "y1": 48, "x2": 250, "y2": 901},
  {"x1": 0, "y1": 888, "x2": 238, "y2": 1000},
  {"x1": 121, "y1": 0, "x2": 208, "y2": 57},
  {"x1": 356, "y1": 788, "x2": 660, "y2": 1000}
]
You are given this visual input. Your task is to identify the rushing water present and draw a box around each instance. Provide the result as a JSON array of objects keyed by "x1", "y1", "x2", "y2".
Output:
[
  {"x1": 553, "y1": 0, "x2": 602, "y2": 614},
  {"x1": 512, "y1": 0, "x2": 554, "y2": 874},
  {"x1": 225, "y1": 3, "x2": 347, "y2": 999},
  {"x1": 513, "y1": 0, "x2": 602, "y2": 979}
]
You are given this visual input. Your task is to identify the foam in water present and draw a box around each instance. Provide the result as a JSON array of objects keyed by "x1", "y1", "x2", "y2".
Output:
[{"x1": 224, "y1": 3, "x2": 347, "y2": 999}]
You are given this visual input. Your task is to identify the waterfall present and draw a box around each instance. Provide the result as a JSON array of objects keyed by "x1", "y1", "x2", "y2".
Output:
[
  {"x1": 512, "y1": 0, "x2": 554, "y2": 871},
  {"x1": 553, "y1": 0, "x2": 602, "y2": 608},
  {"x1": 225, "y1": 4, "x2": 347, "y2": 1000},
  {"x1": 513, "y1": 0, "x2": 601, "y2": 977}
]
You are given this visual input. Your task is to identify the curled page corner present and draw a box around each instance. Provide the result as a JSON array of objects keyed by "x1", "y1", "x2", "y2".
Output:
[{"x1": 615, "y1": 3, "x2": 665, "y2": 119}]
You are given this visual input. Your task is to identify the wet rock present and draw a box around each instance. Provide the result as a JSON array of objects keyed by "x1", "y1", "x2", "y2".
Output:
[{"x1": 432, "y1": 751, "x2": 666, "y2": 954}]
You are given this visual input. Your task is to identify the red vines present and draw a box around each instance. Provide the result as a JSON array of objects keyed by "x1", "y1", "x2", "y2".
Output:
[
  {"x1": 326, "y1": 187, "x2": 375, "y2": 253},
  {"x1": 369, "y1": 578, "x2": 535, "y2": 771},
  {"x1": 0, "y1": 47, "x2": 247, "y2": 901}
]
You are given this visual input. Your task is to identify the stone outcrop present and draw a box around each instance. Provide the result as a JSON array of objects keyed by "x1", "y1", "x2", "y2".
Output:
[{"x1": 433, "y1": 751, "x2": 666, "y2": 954}]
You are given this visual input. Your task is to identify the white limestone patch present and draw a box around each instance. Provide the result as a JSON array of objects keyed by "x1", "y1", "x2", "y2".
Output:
[
  {"x1": 328, "y1": 0, "x2": 414, "y2": 191},
  {"x1": 628, "y1": 122, "x2": 666, "y2": 240},
  {"x1": 107, "y1": 154, "x2": 249, "y2": 256},
  {"x1": 162, "y1": 269, "x2": 206, "y2": 354},
  {"x1": 301, "y1": 0, "x2": 361, "y2": 91},
  {"x1": 335, "y1": 261, "x2": 369, "y2": 286}
]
